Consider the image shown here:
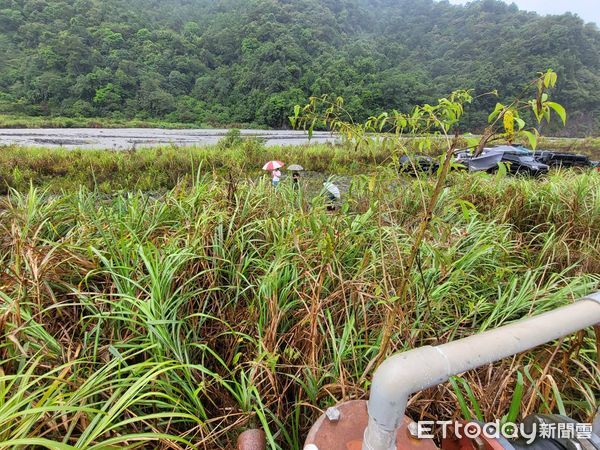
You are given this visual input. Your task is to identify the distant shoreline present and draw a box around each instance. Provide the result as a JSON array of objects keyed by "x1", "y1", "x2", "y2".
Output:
[
  {"x1": 0, "y1": 127, "x2": 338, "y2": 150},
  {"x1": 0, "y1": 114, "x2": 270, "y2": 130}
]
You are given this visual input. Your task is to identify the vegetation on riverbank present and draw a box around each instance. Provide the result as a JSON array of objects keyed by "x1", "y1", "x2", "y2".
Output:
[
  {"x1": 0, "y1": 142, "x2": 375, "y2": 193},
  {"x1": 1, "y1": 165, "x2": 599, "y2": 448},
  {"x1": 1, "y1": 135, "x2": 599, "y2": 194},
  {"x1": 0, "y1": 114, "x2": 266, "y2": 130}
]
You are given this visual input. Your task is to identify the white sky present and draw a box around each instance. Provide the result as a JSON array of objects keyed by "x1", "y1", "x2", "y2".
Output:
[{"x1": 447, "y1": 0, "x2": 600, "y2": 25}]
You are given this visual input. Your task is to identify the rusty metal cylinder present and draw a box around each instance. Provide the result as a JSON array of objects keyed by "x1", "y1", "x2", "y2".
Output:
[{"x1": 237, "y1": 429, "x2": 266, "y2": 450}]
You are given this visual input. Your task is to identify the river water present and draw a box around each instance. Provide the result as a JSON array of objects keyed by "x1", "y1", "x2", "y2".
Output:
[{"x1": 0, "y1": 128, "x2": 338, "y2": 149}]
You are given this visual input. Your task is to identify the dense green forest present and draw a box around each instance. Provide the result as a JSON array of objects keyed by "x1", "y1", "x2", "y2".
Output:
[{"x1": 1, "y1": 0, "x2": 599, "y2": 134}]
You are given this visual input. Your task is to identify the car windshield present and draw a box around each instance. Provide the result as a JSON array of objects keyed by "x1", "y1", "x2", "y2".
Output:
[
  {"x1": 505, "y1": 149, "x2": 531, "y2": 155},
  {"x1": 484, "y1": 147, "x2": 533, "y2": 156}
]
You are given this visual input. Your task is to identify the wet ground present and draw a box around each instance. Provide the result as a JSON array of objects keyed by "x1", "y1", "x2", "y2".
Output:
[{"x1": 0, "y1": 128, "x2": 337, "y2": 149}]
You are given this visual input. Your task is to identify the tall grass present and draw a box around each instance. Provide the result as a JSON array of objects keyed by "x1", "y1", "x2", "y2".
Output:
[
  {"x1": 0, "y1": 138, "x2": 492, "y2": 195},
  {"x1": 0, "y1": 142, "x2": 389, "y2": 194},
  {"x1": 2, "y1": 136, "x2": 599, "y2": 195},
  {"x1": 0, "y1": 158, "x2": 599, "y2": 448}
]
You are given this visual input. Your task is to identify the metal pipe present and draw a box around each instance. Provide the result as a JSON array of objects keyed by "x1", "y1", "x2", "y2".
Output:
[{"x1": 363, "y1": 292, "x2": 600, "y2": 450}]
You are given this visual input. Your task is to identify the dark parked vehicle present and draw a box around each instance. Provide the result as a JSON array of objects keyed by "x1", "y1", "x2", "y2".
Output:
[
  {"x1": 401, "y1": 146, "x2": 600, "y2": 177},
  {"x1": 399, "y1": 155, "x2": 440, "y2": 175},
  {"x1": 457, "y1": 146, "x2": 549, "y2": 176},
  {"x1": 533, "y1": 151, "x2": 595, "y2": 168},
  {"x1": 487, "y1": 146, "x2": 549, "y2": 175}
]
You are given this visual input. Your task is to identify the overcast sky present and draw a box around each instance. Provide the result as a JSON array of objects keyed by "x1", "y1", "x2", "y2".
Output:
[{"x1": 447, "y1": 0, "x2": 600, "y2": 25}]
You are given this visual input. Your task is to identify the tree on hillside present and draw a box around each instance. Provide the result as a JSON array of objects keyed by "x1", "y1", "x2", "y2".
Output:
[{"x1": 0, "y1": 0, "x2": 598, "y2": 134}]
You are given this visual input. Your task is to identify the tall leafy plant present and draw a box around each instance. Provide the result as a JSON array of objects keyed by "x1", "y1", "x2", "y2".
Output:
[{"x1": 290, "y1": 70, "x2": 568, "y2": 372}]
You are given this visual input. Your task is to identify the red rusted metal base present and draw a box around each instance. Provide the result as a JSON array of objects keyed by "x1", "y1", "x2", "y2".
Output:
[
  {"x1": 304, "y1": 400, "x2": 439, "y2": 450},
  {"x1": 238, "y1": 429, "x2": 266, "y2": 450}
]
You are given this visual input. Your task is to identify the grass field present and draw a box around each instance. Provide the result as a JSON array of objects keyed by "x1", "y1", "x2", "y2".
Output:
[
  {"x1": 0, "y1": 114, "x2": 198, "y2": 129},
  {"x1": 0, "y1": 141, "x2": 599, "y2": 449},
  {"x1": 537, "y1": 136, "x2": 600, "y2": 160},
  {"x1": 0, "y1": 141, "x2": 396, "y2": 193},
  {"x1": 1, "y1": 135, "x2": 599, "y2": 194}
]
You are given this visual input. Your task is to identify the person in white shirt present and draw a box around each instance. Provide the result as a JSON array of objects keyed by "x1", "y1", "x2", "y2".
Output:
[{"x1": 271, "y1": 169, "x2": 281, "y2": 187}]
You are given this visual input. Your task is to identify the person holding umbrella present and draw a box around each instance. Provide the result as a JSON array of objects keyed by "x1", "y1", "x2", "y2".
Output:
[
  {"x1": 262, "y1": 160, "x2": 285, "y2": 187},
  {"x1": 287, "y1": 164, "x2": 304, "y2": 190},
  {"x1": 322, "y1": 181, "x2": 341, "y2": 211},
  {"x1": 271, "y1": 168, "x2": 282, "y2": 187}
]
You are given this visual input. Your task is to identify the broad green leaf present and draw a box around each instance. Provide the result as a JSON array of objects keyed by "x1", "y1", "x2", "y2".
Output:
[
  {"x1": 546, "y1": 101, "x2": 567, "y2": 125},
  {"x1": 488, "y1": 103, "x2": 504, "y2": 123},
  {"x1": 495, "y1": 160, "x2": 508, "y2": 180},
  {"x1": 544, "y1": 108, "x2": 551, "y2": 123},
  {"x1": 523, "y1": 129, "x2": 537, "y2": 150},
  {"x1": 543, "y1": 70, "x2": 558, "y2": 88},
  {"x1": 515, "y1": 117, "x2": 525, "y2": 131},
  {"x1": 530, "y1": 100, "x2": 543, "y2": 123}
]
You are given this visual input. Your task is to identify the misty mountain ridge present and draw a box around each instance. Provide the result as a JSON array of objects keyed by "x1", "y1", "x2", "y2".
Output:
[{"x1": 0, "y1": 0, "x2": 599, "y2": 134}]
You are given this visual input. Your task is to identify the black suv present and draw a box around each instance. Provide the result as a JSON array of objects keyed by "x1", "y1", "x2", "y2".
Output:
[
  {"x1": 477, "y1": 146, "x2": 549, "y2": 176},
  {"x1": 533, "y1": 151, "x2": 595, "y2": 169}
]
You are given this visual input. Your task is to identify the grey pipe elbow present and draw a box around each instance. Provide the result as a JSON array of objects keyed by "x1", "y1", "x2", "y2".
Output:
[
  {"x1": 363, "y1": 292, "x2": 600, "y2": 450},
  {"x1": 367, "y1": 346, "x2": 450, "y2": 433}
]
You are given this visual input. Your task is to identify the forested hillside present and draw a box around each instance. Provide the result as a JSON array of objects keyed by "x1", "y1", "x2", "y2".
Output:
[{"x1": 1, "y1": 0, "x2": 599, "y2": 134}]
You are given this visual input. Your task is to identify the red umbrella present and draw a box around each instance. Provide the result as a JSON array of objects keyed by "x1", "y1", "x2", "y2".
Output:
[{"x1": 262, "y1": 160, "x2": 285, "y2": 171}]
